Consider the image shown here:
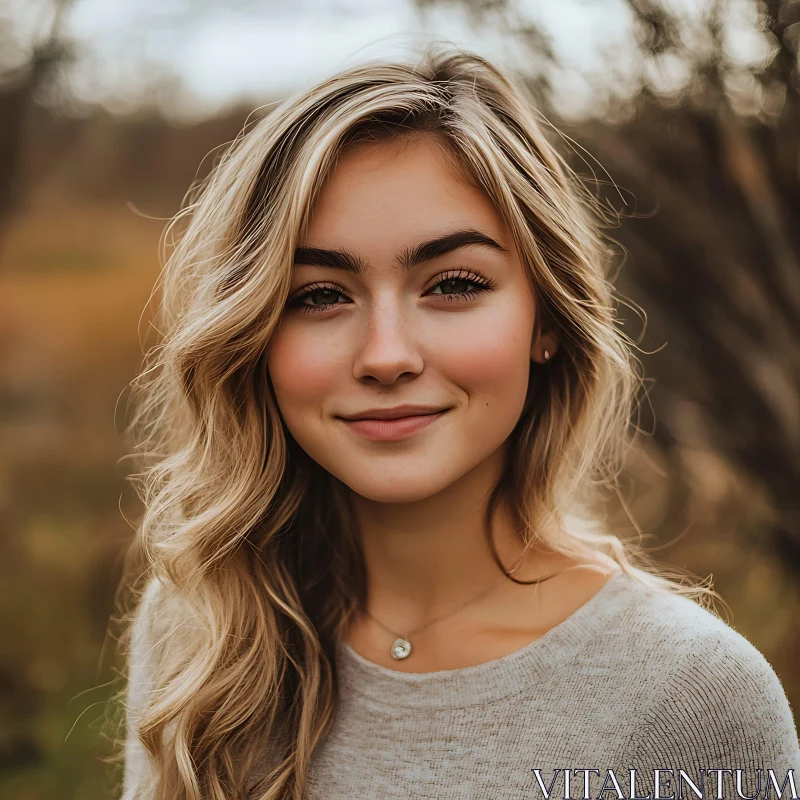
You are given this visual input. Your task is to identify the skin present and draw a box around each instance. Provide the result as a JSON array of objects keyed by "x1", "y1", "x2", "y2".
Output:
[{"x1": 265, "y1": 135, "x2": 614, "y2": 672}]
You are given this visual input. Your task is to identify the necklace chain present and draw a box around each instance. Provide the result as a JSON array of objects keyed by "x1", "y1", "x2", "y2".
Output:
[{"x1": 362, "y1": 568, "x2": 565, "y2": 660}]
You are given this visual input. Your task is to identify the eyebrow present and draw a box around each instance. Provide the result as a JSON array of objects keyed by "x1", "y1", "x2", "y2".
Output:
[{"x1": 292, "y1": 228, "x2": 509, "y2": 274}]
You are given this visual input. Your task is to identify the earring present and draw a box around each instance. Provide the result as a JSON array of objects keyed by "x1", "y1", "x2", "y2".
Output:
[{"x1": 544, "y1": 349, "x2": 551, "y2": 362}]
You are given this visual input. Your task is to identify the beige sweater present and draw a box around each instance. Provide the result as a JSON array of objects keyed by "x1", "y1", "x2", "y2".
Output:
[{"x1": 123, "y1": 571, "x2": 800, "y2": 799}]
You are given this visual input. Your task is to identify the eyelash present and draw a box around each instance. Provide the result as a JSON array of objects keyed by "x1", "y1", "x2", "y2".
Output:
[{"x1": 286, "y1": 269, "x2": 497, "y2": 315}]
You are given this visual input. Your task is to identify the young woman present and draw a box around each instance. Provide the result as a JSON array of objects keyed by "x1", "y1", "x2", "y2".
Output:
[{"x1": 116, "y1": 46, "x2": 799, "y2": 800}]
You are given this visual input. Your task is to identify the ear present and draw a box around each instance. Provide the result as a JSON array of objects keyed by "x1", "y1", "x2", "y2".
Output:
[{"x1": 531, "y1": 332, "x2": 558, "y2": 365}]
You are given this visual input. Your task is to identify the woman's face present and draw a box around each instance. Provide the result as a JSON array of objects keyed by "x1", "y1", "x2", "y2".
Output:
[{"x1": 265, "y1": 135, "x2": 555, "y2": 503}]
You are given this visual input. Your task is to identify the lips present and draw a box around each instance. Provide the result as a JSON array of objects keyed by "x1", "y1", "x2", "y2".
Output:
[
  {"x1": 339, "y1": 405, "x2": 449, "y2": 421},
  {"x1": 339, "y1": 409, "x2": 449, "y2": 442}
]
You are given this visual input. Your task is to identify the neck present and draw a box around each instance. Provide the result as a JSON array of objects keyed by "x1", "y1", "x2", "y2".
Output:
[{"x1": 348, "y1": 446, "x2": 559, "y2": 633}]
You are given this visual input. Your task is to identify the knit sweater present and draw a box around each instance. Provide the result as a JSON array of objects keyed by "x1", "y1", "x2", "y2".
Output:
[{"x1": 123, "y1": 570, "x2": 800, "y2": 799}]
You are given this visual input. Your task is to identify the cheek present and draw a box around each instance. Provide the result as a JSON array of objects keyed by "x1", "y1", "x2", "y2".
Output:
[
  {"x1": 265, "y1": 324, "x2": 344, "y2": 413},
  {"x1": 438, "y1": 305, "x2": 532, "y2": 399}
]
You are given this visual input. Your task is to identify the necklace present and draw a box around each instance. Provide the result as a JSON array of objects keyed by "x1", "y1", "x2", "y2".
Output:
[{"x1": 363, "y1": 568, "x2": 565, "y2": 660}]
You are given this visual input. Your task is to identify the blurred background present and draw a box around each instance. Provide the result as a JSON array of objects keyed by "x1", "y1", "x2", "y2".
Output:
[{"x1": 1, "y1": 0, "x2": 799, "y2": 797}]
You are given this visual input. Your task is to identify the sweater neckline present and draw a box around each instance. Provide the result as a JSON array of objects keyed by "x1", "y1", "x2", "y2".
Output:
[{"x1": 335, "y1": 569, "x2": 634, "y2": 709}]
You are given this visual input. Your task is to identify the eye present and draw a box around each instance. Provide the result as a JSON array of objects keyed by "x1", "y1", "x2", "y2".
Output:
[
  {"x1": 285, "y1": 268, "x2": 496, "y2": 315},
  {"x1": 286, "y1": 282, "x2": 351, "y2": 314},
  {"x1": 424, "y1": 268, "x2": 496, "y2": 302}
]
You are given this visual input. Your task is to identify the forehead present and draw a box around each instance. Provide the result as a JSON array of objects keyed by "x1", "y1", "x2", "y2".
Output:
[{"x1": 303, "y1": 136, "x2": 510, "y2": 253}]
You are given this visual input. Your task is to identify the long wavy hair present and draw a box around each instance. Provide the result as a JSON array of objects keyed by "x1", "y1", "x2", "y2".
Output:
[{"x1": 110, "y1": 43, "x2": 720, "y2": 800}]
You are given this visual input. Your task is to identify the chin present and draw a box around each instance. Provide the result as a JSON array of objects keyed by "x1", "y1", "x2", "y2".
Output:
[{"x1": 340, "y1": 471, "x2": 456, "y2": 505}]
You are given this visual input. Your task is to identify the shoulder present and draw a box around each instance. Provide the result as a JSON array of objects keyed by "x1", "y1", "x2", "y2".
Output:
[
  {"x1": 605, "y1": 570, "x2": 786, "y2": 662},
  {"x1": 131, "y1": 576, "x2": 163, "y2": 640},
  {"x1": 127, "y1": 576, "x2": 165, "y2": 679},
  {"x1": 609, "y1": 573, "x2": 800, "y2": 770},
  {"x1": 122, "y1": 576, "x2": 164, "y2": 799}
]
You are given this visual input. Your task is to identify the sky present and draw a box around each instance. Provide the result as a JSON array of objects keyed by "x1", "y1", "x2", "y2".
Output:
[{"x1": 4, "y1": 0, "x2": 771, "y2": 121}]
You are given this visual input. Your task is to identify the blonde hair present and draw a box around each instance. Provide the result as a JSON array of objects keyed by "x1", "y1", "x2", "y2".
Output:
[{"x1": 111, "y1": 44, "x2": 720, "y2": 800}]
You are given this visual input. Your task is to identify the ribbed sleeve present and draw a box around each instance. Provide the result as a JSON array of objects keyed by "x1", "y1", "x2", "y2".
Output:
[{"x1": 625, "y1": 630, "x2": 800, "y2": 796}]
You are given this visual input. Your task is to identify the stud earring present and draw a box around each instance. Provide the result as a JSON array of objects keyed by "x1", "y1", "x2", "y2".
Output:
[{"x1": 544, "y1": 349, "x2": 551, "y2": 362}]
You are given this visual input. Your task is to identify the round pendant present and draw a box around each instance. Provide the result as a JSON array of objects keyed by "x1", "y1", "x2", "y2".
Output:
[{"x1": 390, "y1": 637, "x2": 412, "y2": 660}]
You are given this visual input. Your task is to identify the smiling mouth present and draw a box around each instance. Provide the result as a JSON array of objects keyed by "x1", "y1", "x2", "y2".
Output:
[{"x1": 338, "y1": 410, "x2": 449, "y2": 441}]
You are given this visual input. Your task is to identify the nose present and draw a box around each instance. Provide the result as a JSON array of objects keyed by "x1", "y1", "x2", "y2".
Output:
[{"x1": 351, "y1": 297, "x2": 424, "y2": 385}]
